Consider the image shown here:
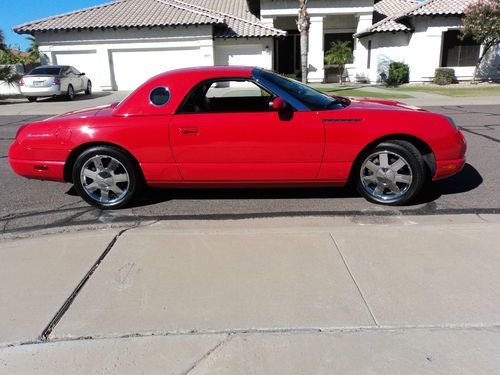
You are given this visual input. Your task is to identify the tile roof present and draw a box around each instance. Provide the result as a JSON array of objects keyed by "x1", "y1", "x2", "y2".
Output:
[
  {"x1": 356, "y1": 0, "x2": 478, "y2": 37},
  {"x1": 409, "y1": 0, "x2": 478, "y2": 15},
  {"x1": 13, "y1": 0, "x2": 285, "y2": 38}
]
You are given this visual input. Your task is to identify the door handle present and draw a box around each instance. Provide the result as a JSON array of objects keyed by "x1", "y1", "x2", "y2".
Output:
[{"x1": 179, "y1": 128, "x2": 199, "y2": 135}]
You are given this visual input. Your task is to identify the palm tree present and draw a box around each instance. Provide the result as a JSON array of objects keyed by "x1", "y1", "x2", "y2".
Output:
[
  {"x1": 26, "y1": 36, "x2": 40, "y2": 63},
  {"x1": 324, "y1": 41, "x2": 353, "y2": 85},
  {"x1": 297, "y1": 0, "x2": 309, "y2": 83},
  {"x1": 0, "y1": 29, "x2": 5, "y2": 50},
  {"x1": 0, "y1": 28, "x2": 20, "y2": 84}
]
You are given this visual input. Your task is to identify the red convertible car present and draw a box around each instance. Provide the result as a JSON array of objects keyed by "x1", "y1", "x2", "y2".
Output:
[{"x1": 9, "y1": 66, "x2": 466, "y2": 209}]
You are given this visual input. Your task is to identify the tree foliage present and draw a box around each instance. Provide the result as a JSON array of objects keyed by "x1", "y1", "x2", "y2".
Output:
[
  {"x1": 462, "y1": 0, "x2": 500, "y2": 81},
  {"x1": 324, "y1": 41, "x2": 353, "y2": 84}
]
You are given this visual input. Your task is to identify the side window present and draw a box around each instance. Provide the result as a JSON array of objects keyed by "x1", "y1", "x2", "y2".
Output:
[
  {"x1": 181, "y1": 80, "x2": 273, "y2": 114},
  {"x1": 71, "y1": 67, "x2": 81, "y2": 75},
  {"x1": 63, "y1": 67, "x2": 73, "y2": 77}
]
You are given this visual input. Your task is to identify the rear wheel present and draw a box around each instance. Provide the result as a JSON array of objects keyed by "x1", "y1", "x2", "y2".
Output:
[
  {"x1": 72, "y1": 146, "x2": 140, "y2": 209},
  {"x1": 356, "y1": 140, "x2": 427, "y2": 205},
  {"x1": 85, "y1": 81, "x2": 92, "y2": 95},
  {"x1": 66, "y1": 85, "x2": 75, "y2": 101},
  {"x1": 27, "y1": 97, "x2": 37, "y2": 102}
]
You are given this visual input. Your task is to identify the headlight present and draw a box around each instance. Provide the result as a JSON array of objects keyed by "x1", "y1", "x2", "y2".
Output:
[{"x1": 445, "y1": 116, "x2": 458, "y2": 130}]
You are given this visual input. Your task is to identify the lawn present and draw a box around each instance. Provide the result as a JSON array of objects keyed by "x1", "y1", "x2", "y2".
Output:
[
  {"x1": 389, "y1": 85, "x2": 500, "y2": 97},
  {"x1": 318, "y1": 88, "x2": 413, "y2": 99}
]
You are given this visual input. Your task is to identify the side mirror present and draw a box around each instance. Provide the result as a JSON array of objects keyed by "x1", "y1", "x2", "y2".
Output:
[
  {"x1": 80, "y1": 73, "x2": 86, "y2": 76},
  {"x1": 272, "y1": 97, "x2": 289, "y2": 111}
]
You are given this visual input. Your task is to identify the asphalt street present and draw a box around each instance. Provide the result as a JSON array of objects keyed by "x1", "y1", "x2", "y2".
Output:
[{"x1": 0, "y1": 105, "x2": 499, "y2": 236}]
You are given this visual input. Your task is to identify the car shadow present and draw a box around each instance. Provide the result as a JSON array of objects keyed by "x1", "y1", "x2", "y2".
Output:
[
  {"x1": 412, "y1": 163, "x2": 483, "y2": 205},
  {"x1": 65, "y1": 163, "x2": 483, "y2": 209}
]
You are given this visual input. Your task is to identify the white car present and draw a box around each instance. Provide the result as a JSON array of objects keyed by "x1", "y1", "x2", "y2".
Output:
[{"x1": 19, "y1": 65, "x2": 92, "y2": 102}]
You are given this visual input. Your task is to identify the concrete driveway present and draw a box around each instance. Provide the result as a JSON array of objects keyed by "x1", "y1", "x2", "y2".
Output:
[{"x1": 1, "y1": 216, "x2": 500, "y2": 373}]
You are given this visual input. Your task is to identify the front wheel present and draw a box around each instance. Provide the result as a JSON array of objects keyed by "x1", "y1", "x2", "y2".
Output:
[
  {"x1": 85, "y1": 81, "x2": 92, "y2": 95},
  {"x1": 356, "y1": 140, "x2": 427, "y2": 205},
  {"x1": 66, "y1": 85, "x2": 75, "y2": 101},
  {"x1": 72, "y1": 146, "x2": 140, "y2": 209}
]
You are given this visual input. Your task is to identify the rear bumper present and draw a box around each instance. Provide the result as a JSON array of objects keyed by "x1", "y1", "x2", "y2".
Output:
[
  {"x1": 8, "y1": 141, "x2": 66, "y2": 182},
  {"x1": 9, "y1": 158, "x2": 65, "y2": 182},
  {"x1": 20, "y1": 86, "x2": 63, "y2": 97}
]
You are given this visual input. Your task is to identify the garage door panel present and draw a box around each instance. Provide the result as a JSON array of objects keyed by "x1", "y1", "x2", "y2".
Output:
[
  {"x1": 54, "y1": 51, "x2": 99, "y2": 89},
  {"x1": 111, "y1": 48, "x2": 202, "y2": 90}
]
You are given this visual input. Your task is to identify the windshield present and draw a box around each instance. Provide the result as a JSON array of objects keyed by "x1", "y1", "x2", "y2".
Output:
[
  {"x1": 259, "y1": 70, "x2": 347, "y2": 110},
  {"x1": 29, "y1": 67, "x2": 61, "y2": 76}
]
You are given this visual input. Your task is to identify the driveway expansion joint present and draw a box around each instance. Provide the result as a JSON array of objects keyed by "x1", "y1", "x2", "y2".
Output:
[
  {"x1": 183, "y1": 334, "x2": 233, "y2": 375},
  {"x1": 329, "y1": 233, "x2": 379, "y2": 327},
  {"x1": 38, "y1": 224, "x2": 144, "y2": 341}
]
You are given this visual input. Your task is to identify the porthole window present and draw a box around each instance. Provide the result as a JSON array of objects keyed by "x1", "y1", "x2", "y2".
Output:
[{"x1": 150, "y1": 87, "x2": 170, "y2": 106}]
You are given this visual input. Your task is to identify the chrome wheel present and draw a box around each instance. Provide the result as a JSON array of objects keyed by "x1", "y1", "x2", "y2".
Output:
[
  {"x1": 80, "y1": 155, "x2": 129, "y2": 205},
  {"x1": 360, "y1": 150, "x2": 413, "y2": 203}
]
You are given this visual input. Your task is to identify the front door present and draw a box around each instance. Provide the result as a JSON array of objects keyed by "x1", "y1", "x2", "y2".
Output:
[{"x1": 169, "y1": 79, "x2": 324, "y2": 181}]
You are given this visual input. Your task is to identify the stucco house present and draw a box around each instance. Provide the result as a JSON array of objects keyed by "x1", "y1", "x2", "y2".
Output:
[{"x1": 12, "y1": 0, "x2": 499, "y2": 90}]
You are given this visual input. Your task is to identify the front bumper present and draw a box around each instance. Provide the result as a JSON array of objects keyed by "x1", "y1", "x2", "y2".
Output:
[
  {"x1": 20, "y1": 85, "x2": 63, "y2": 97},
  {"x1": 433, "y1": 158, "x2": 466, "y2": 181}
]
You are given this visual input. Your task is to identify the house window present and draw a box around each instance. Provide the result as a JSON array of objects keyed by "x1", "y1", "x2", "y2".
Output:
[
  {"x1": 324, "y1": 33, "x2": 354, "y2": 64},
  {"x1": 441, "y1": 30, "x2": 480, "y2": 67}
]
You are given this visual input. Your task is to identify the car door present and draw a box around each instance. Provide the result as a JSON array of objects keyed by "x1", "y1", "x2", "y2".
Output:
[
  {"x1": 169, "y1": 79, "x2": 325, "y2": 181},
  {"x1": 70, "y1": 67, "x2": 84, "y2": 91}
]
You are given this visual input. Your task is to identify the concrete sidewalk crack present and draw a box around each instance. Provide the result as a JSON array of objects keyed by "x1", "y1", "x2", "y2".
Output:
[
  {"x1": 183, "y1": 334, "x2": 233, "y2": 374},
  {"x1": 329, "y1": 233, "x2": 379, "y2": 327},
  {"x1": 39, "y1": 225, "x2": 140, "y2": 341}
]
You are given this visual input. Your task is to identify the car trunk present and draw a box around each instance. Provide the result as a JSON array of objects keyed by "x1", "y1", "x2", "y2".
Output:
[{"x1": 23, "y1": 75, "x2": 58, "y2": 88}]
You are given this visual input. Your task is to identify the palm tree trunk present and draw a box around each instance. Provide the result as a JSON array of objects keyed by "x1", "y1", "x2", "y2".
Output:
[{"x1": 297, "y1": 0, "x2": 309, "y2": 84}]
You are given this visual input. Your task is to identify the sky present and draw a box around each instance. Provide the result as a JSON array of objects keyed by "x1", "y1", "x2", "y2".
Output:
[{"x1": 0, "y1": 0, "x2": 106, "y2": 51}]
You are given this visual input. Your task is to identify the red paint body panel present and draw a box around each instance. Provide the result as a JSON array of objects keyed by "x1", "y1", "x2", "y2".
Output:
[
  {"x1": 170, "y1": 111, "x2": 324, "y2": 180},
  {"x1": 9, "y1": 67, "x2": 467, "y2": 193}
]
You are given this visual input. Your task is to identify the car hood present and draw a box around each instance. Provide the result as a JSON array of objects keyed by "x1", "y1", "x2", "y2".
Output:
[{"x1": 345, "y1": 97, "x2": 425, "y2": 112}]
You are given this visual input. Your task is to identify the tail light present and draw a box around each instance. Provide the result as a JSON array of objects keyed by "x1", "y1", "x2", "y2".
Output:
[
  {"x1": 53, "y1": 78, "x2": 61, "y2": 86},
  {"x1": 19, "y1": 77, "x2": 25, "y2": 86}
]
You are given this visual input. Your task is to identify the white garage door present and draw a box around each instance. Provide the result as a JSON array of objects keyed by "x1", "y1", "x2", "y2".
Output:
[
  {"x1": 111, "y1": 48, "x2": 203, "y2": 90},
  {"x1": 54, "y1": 50, "x2": 100, "y2": 87}
]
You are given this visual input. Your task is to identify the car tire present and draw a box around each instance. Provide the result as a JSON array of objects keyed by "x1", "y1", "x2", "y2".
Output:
[
  {"x1": 85, "y1": 81, "x2": 92, "y2": 95},
  {"x1": 66, "y1": 85, "x2": 75, "y2": 101},
  {"x1": 355, "y1": 140, "x2": 427, "y2": 205},
  {"x1": 72, "y1": 146, "x2": 141, "y2": 209},
  {"x1": 27, "y1": 97, "x2": 37, "y2": 102}
]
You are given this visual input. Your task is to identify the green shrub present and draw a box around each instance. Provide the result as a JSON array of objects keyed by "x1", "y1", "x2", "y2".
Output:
[
  {"x1": 280, "y1": 73, "x2": 298, "y2": 81},
  {"x1": 433, "y1": 68, "x2": 456, "y2": 85},
  {"x1": 386, "y1": 62, "x2": 409, "y2": 86}
]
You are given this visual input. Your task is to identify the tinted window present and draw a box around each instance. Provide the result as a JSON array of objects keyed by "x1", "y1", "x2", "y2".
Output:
[
  {"x1": 181, "y1": 80, "x2": 273, "y2": 114},
  {"x1": 29, "y1": 67, "x2": 61, "y2": 76},
  {"x1": 441, "y1": 30, "x2": 480, "y2": 67},
  {"x1": 259, "y1": 70, "x2": 344, "y2": 110},
  {"x1": 71, "y1": 67, "x2": 81, "y2": 75},
  {"x1": 150, "y1": 87, "x2": 170, "y2": 106}
]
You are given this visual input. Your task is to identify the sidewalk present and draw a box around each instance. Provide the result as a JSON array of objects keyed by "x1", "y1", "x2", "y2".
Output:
[
  {"x1": 1, "y1": 215, "x2": 500, "y2": 373},
  {"x1": 357, "y1": 86, "x2": 500, "y2": 106}
]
